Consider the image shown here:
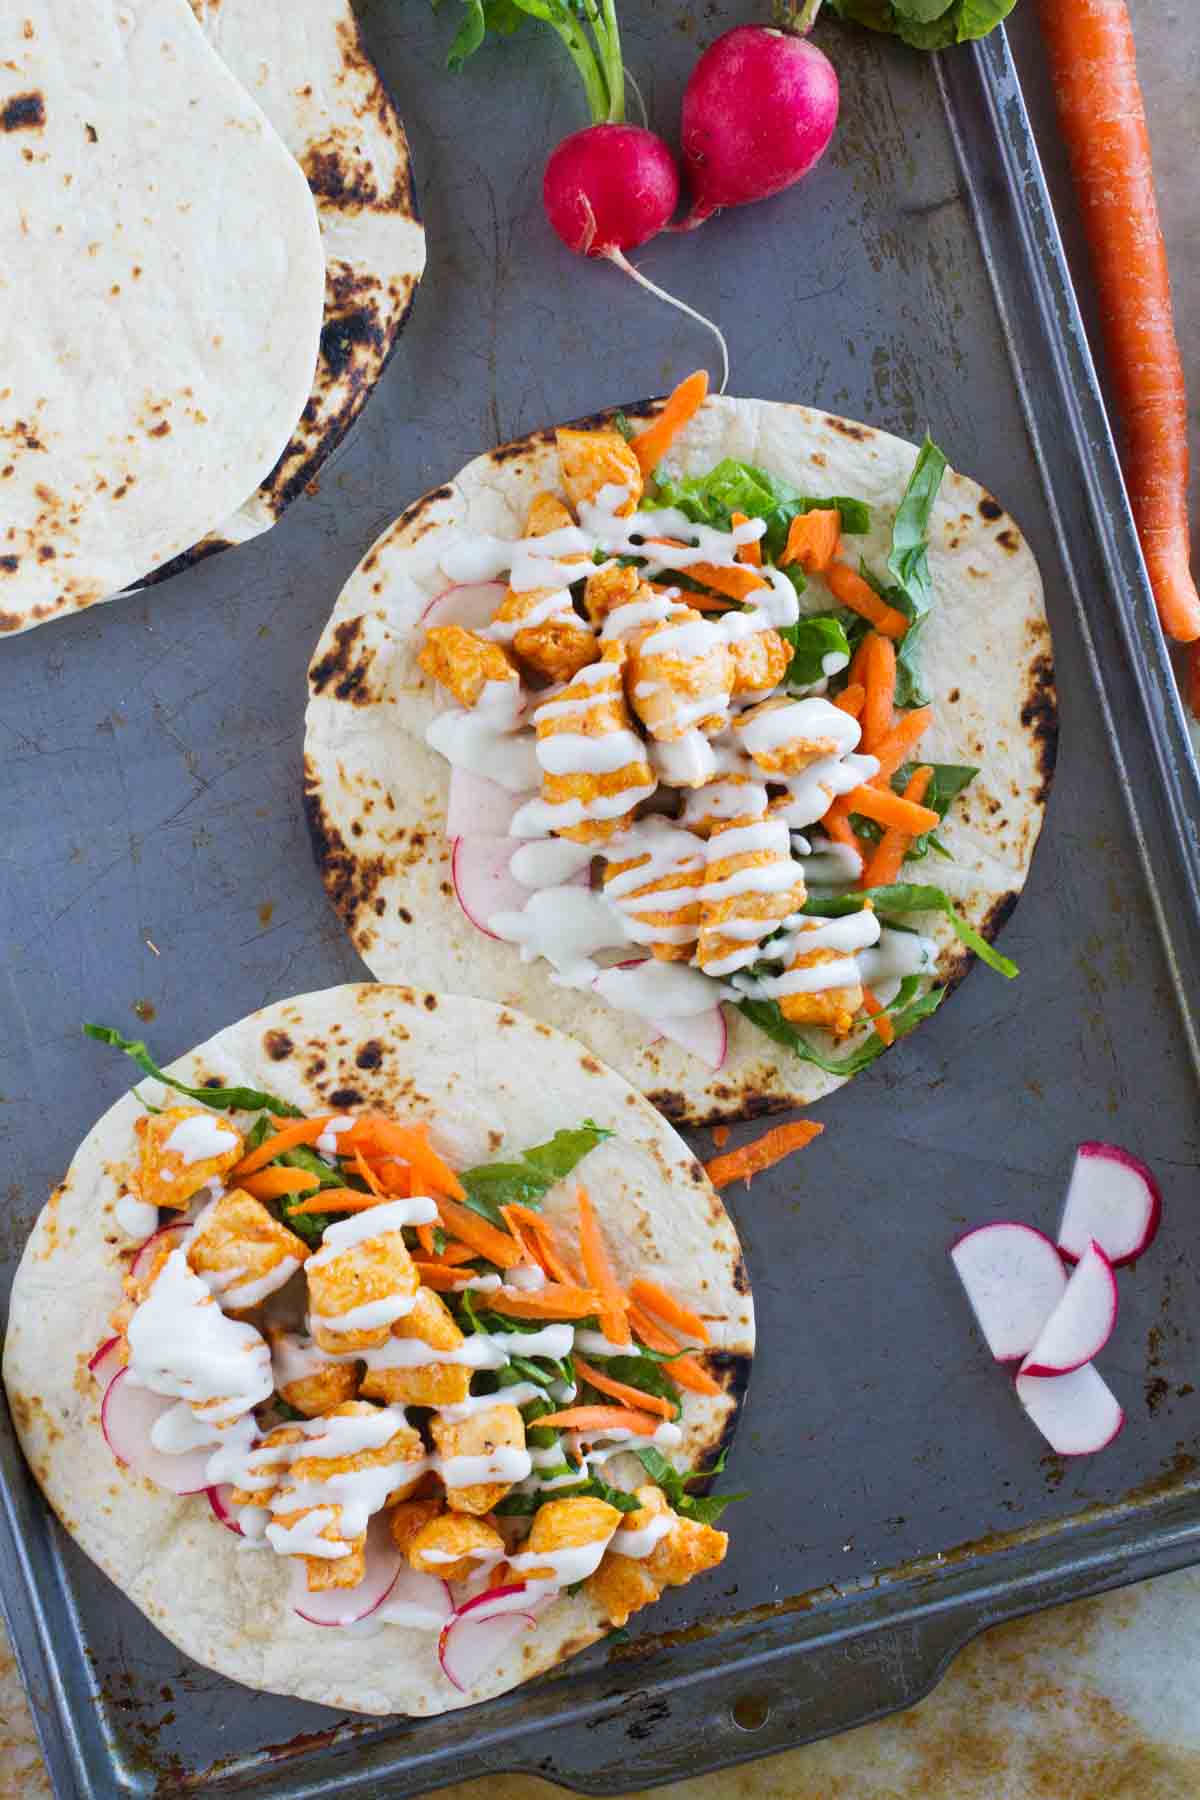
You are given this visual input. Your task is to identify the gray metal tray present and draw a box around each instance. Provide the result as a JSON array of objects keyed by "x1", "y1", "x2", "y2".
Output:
[{"x1": 2, "y1": 6, "x2": 1199, "y2": 1795}]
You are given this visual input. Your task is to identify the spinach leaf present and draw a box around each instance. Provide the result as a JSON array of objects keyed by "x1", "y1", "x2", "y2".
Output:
[
  {"x1": 854, "y1": 436, "x2": 947, "y2": 707},
  {"x1": 459, "y1": 1120, "x2": 612, "y2": 1228},
  {"x1": 84, "y1": 1025, "x2": 301, "y2": 1117},
  {"x1": 633, "y1": 1446, "x2": 745, "y2": 1526},
  {"x1": 803, "y1": 883, "x2": 1018, "y2": 978},
  {"x1": 826, "y1": 0, "x2": 1014, "y2": 43},
  {"x1": 739, "y1": 976, "x2": 945, "y2": 1077},
  {"x1": 779, "y1": 614, "x2": 852, "y2": 689},
  {"x1": 495, "y1": 1476, "x2": 640, "y2": 1517},
  {"x1": 579, "y1": 1354, "x2": 683, "y2": 1421},
  {"x1": 647, "y1": 459, "x2": 869, "y2": 564}
]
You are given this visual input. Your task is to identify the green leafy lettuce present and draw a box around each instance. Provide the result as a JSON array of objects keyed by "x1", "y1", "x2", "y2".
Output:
[
  {"x1": 740, "y1": 975, "x2": 945, "y2": 1077},
  {"x1": 779, "y1": 613, "x2": 853, "y2": 689},
  {"x1": 633, "y1": 1446, "x2": 745, "y2": 1527},
  {"x1": 826, "y1": 0, "x2": 1015, "y2": 47},
  {"x1": 495, "y1": 1475, "x2": 641, "y2": 1517},
  {"x1": 84, "y1": 1025, "x2": 301, "y2": 1117},
  {"x1": 578, "y1": 1352, "x2": 683, "y2": 1421},
  {"x1": 647, "y1": 457, "x2": 870, "y2": 567},
  {"x1": 802, "y1": 883, "x2": 1018, "y2": 978},
  {"x1": 458, "y1": 1121, "x2": 612, "y2": 1228}
]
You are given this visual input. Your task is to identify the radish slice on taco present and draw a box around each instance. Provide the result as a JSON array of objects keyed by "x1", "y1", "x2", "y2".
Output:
[
  {"x1": 3, "y1": 987, "x2": 752, "y2": 1717},
  {"x1": 304, "y1": 383, "x2": 1055, "y2": 1123}
]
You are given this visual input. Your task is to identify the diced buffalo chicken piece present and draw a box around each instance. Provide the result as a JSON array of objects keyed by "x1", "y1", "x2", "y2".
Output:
[
  {"x1": 307, "y1": 1218, "x2": 419, "y2": 1354},
  {"x1": 267, "y1": 1330, "x2": 360, "y2": 1418},
  {"x1": 229, "y1": 1422, "x2": 303, "y2": 1513},
  {"x1": 491, "y1": 493, "x2": 598, "y2": 683},
  {"x1": 729, "y1": 625, "x2": 791, "y2": 698},
  {"x1": 533, "y1": 641, "x2": 655, "y2": 845},
  {"x1": 273, "y1": 1402, "x2": 426, "y2": 1593},
  {"x1": 586, "y1": 1484, "x2": 728, "y2": 1627},
  {"x1": 430, "y1": 1401, "x2": 526, "y2": 1516},
  {"x1": 778, "y1": 930, "x2": 863, "y2": 1040},
  {"x1": 697, "y1": 812, "x2": 805, "y2": 977},
  {"x1": 556, "y1": 427, "x2": 642, "y2": 517},
  {"x1": 359, "y1": 1285, "x2": 472, "y2": 1408},
  {"x1": 625, "y1": 609, "x2": 733, "y2": 742},
  {"x1": 733, "y1": 695, "x2": 853, "y2": 776},
  {"x1": 604, "y1": 836, "x2": 705, "y2": 964},
  {"x1": 388, "y1": 1496, "x2": 445, "y2": 1556},
  {"x1": 130, "y1": 1106, "x2": 242, "y2": 1212},
  {"x1": 517, "y1": 1494, "x2": 622, "y2": 1581},
  {"x1": 406, "y1": 1511, "x2": 506, "y2": 1583},
  {"x1": 583, "y1": 562, "x2": 640, "y2": 628},
  {"x1": 186, "y1": 1188, "x2": 308, "y2": 1315},
  {"x1": 418, "y1": 624, "x2": 520, "y2": 711}
]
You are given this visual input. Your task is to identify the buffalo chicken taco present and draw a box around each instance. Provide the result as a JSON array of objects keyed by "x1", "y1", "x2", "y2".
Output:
[
  {"x1": 3, "y1": 987, "x2": 751, "y2": 1716},
  {"x1": 304, "y1": 380, "x2": 1056, "y2": 1123}
]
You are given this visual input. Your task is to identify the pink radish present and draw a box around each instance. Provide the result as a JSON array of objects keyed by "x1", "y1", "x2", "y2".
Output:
[
  {"x1": 1015, "y1": 1362, "x2": 1125, "y2": 1457},
  {"x1": 446, "y1": 768, "x2": 531, "y2": 839},
  {"x1": 129, "y1": 1221, "x2": 191, "y2": 1285},
  {"x1": 292, "y1": 1515, "x2": 404, "y2": 1627},
  {"x1": 1058, "y1": 1142, "x2": 1162, "y2": 1267},
  {"x1": 949, "y1": 1221, "x2": 1068, "y2": 1362},
  {"x1": 592, "y1": 961, "x2": 663, "y2": 1046},
  {"x1": 438, "y1": 1583, "x2": 543, "y2": 1693},
  {"x1": 375, "y1": 1567, "x2": 454, "y2": 1632},
  {"x1": 100, "y1": 1370, "x2": 213, "y2": 1495},
  {"x1": 654, "y1": 1005, "x2": 728, "y2": 1070},
  {"x1": 677, "y1": 10, "x2": 839, "y2": 230},
  {"x1": 592, "y1": 962, "x2": 727, "y2": 1069},
  {"x1": 421, "y1": 582, "x2": 507, "y2": 632},
  {"x1": 1022, "y1": 1240, "x2": 1119, "y2": 1378},
  {"x1": 543, "y1": 126, "x2": 729, "y2": 388},
  {"x1": 88, "y1": 1337, "x2": 124, "y2": 1388},
  {"x1": 451, "y1": 838, "x2": 531, "y2": 939},
  {"x1": 207, "y1": 1484, "x2": 243, "y2": 1537}
]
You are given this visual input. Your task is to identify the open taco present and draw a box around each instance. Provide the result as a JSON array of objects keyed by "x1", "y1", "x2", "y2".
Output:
[
  {"x1": 3, "y1": 986, "x2": 751, "y2": 1716},
  {"x1": 304, "y1": 381, "x2": 1056, "y2": 1123}
]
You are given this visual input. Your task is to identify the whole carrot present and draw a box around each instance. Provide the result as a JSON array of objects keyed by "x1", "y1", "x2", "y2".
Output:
[{"x1": 1038, "y1": 0, "x2": 1200, "y2": 643}]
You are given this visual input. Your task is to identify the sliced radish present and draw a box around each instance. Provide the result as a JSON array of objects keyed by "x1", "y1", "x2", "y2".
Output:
[
  {"x1": 293, "y1": 1515, "x2": 403, "y2": 1627},
  {"x1": 421, "y1": 582, "x2": 508, "y2": 632},
  {"x1": 207, "y1": 1484, "x2": 243, "y2": 1536},
  {"x1": 1058, "y1": 1142, "x2": 1162, "y2": 1267},
  {"x1": 591, "y1": 961, "x2": 663, "y2": 1044},
  {"x1": 451, "y1": 837, "x2": 534, "y2": 939},
  {"x1": 375, "y1": 1567, "x2": 455, "y2": 1632},
  {"x1": 653, "y1": 1005, "x2": 727, "y2": 1071},
  {"x1": 130, "y1": 1221, "x2": 191, "y2": 1285},
  {"x1": 1022, "y1": 1240, "x2": 1119, "y2": 1377},
  {"x1": 88, "y1": 1337, "x2": 124, "y2": 1388},
  {"x1": 438, "y1": 1584, "x2": 543, "y2": 1693},
  {"x1": 446, "y1": 768, "x2": 531, "y2": 838},
  {"x1": 100, "y1": 1370, "x2": 213, "y2": 1495},
  {"x1": 592, "y1": 963, "x2": 727, "y2": 1069},
  {"x1": 1015, "y1": 1361, "x2": 1125, "y2": 1456},
  {"x1": 949, "y1": 1222, "x2": 1068, "y2": 1362}
]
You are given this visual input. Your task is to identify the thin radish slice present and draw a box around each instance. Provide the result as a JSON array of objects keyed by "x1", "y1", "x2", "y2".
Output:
[
  {"x1": 949, "y1": 1222, "x2": 1068, "y2": 1362},
  {"x1": 207, "y1": 1484, "x2": 243, "y2": 1537},
  {"x1": 446, "y1": 768, "x2": 532, "y2": 839},
  {"x1": 451, "y1": 837, "x2": 535, "y2": 939},
  {"x1": 592, "y1": 963, "x2": 726, "y2": 1069},
  {"x1": 130, "y1": 1221, "x2": 191, "y2": 1284},
  {"x1": 438, "y1": 1585, "x2": 545, "y2": 1693},
  {"x1": 1022, "y1": 1240, "x2": 1119, "y2": 1377},
  {"x1": 653, "y1": 1005, "x2": 727, "y2": 1071},
  {"x1": 88, "y1": 1337, "x2": 124, "y2": 1388},
  {"x1": 1015, "y1": 1361, "x2": 1125, "y2": 1456},
  {"x1": 374, "y1": 1567, "x2": 454, "y2": 1632},
  {"x1": 100, "y1": 1371, "x2": 213, "y2": 1495},
  {"x1": 421, "y1": 582, "x2": 508, "y2": 632},
  {"x1": 591, "y1": 960, "x2": 663, "y2": 1044},
  {"x1": 1058, "y1": 1142, "x2": 1162, "y2": 1266},
  {"x1": 293, "y1": 1516, "x2": 403, "y2": 1627}
]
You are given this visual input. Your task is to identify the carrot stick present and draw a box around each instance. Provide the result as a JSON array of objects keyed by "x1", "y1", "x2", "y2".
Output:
[
  {"x1": 427, "y1": 1240, "x2": 478, "y2": 1267},
  {"x1": 834, "y1": 682, "x2": 865, "y2": 719},
  {"x1": 820, "y1": 805, "x2": 865, "y2": 867},
  {"x1": 630, "y1": 370, "x2": 709, "y2": 475},
  {"x1": 286, "y1": 1188, "x2": 383, "y2": 1216},
  {"x1": 845, "y1": 631, "x2": 873, "y2": 691},
  {"x1": 711, "y1": 1125, "x2": 731, "y2": 1149},
  {"x1": 415, "y1": 1222, "x2": 436, "y2": 1256},
  {"x1": 232, "y1": 1117, "x2": 331, "y2": 1179},
  {"x1": 730, "y1": 511, "x2": 762, "y2": 567},
  {"x1": 1038, "y1": 0, "x2": 1200, "y2": 643},
  {"x1": 500, "y1": 1205, "x2": 545, "y2": 1273},
  {"x1": 413, "y1": 1263, "x2": 474, "y2": 1291},
  {"x1": 626, "y1": 1304, "x2": 722, "y2": 1395},
  {"x1": 534, "y1": 1405, "x2": 664, "y2": 1435},
  {"x1": 860, "y1": 765, "x2": 934, "y2": 890},
  {"x1": 682, "y1": 561, "x2": 767, "y2": 602},
  {"x1": 372, "y1": 1157, "x2": 412, "y2": 1198},
  {"x1": 352, "y1": 1147, "x2": 383, "y2": 1198},
  {"x1": 577, "y1": 1187, "x2": 631, "y2": 1345},
  {"x1": 573, "y1": 1357, "x2": 675, "y2": 1420},
  {"x1": 845, "y1": 784, "x2": 939, "y2": 835},
  {"x1": 704, "y1": 1120, "x2": 824, "y2": 1189},
  {"x1": 867, "y1": 706, "x2": 933, "y2": 783},
  {"x1": 344, "y1": 1119, "x2": 465, "y2": 1200},
  {"x1": 826, "y1": 563, "x2": 908, "y2": 639},
  {"x1": 628, "y1": 1278, "x2": 710, "y2": 1345},
  {"x1": 860, "y1": 986, "x2": 895, "y2": 1048},
  {"x1": 485, "y1": 1285, "x2": 608, "y2": 1321},
  {"x1": 436, "y1": 1198, "x2": 526, "y2": 1269},
  {"x1": 503, "y1": 1207, "x2": 582, "y2": 1287},
  {"x1": 779, "y1": 508, "x2": 842, "y2": 573},
  {"x1": 860, "y1": 633, "x2": 897, "y2": 752},
  {"x1": 238, "y1": 1167, "x2": 321, "y2": 1201}
]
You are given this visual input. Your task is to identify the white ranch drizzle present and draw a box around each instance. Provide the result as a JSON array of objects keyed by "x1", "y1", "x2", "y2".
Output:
[
  {"x1": 127, "y1": 1247, "x2": 273, "y2": 1426},
  {"x1": 314, "y1": 1115, "x2": 354, "y2": 1157},
  {"x1": 426, "y1": 682, "x2": 539, "y2": 793},
  {"x1": 609, "y1": 1511, "x2": 677, "y2": 1559},
  {"x1": 115, "y1": 1194, "x2": 158, "y2": 1239},
  {"x1": 163, "y1": 1113, "x2": 239, "y2": 1166}
]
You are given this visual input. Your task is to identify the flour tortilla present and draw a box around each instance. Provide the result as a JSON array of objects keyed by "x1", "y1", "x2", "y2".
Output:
[
  {"x1": 0, "y1": 0, "x2": 326, "y2": 636},
  {"x1": 303, "y1": 395, "x2": 1057, "y2": 1123},
  {"x1": 3, "y1": 986, "x2": 753, "y2": 1716},
  {"x1": 141, "y1": 0, "x2": 426, "y2": 581}
]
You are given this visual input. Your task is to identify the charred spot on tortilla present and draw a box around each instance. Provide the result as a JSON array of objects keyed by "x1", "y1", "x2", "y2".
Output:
[
  {"x1": 354, "y1": 1039, "x2": 384, "y2": 1070},
  {"x1": 2, "y1": 93, "x2": 45, "y2": 132},
  {"x1": 309, "y1": 617, "x2": 376, "y2": 704},
  {"x1": 978, "y1": 494, "x2": 1004, "y2": 521},
  {"x1": 263, "y1": 1031, "x2": 293, "y2": 1062},
  {"x1": 824, "y1": 415, "x2": 872, "y2": 442},
  {"x1": 1021, "y1": 653, "x2": 1058, "y2": 802}
]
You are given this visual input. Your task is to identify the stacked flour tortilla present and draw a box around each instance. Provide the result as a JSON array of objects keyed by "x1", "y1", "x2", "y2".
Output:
[{"x1": 0, "y1": 0, "x2": 425, "y2": 636}]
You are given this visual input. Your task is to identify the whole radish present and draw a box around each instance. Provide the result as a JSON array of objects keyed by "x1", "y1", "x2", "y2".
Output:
[
  {"x1": 543, "y1": 124, "x2": 680, "y2": 256},
  {"x1": 678, "y1": 4, "x2": 840, "y2": 229}
]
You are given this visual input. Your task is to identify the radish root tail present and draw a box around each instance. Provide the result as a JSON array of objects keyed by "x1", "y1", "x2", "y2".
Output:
[
  {"x1": 624, "y1": 66, "x2": 649, "y2": 128},
  {"x1": 603, "y1": 248, "x2": 730, "y2": 394}
]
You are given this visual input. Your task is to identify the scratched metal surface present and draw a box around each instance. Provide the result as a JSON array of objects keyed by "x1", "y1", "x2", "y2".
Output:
[{"x1": 1, "y1": 7, "x2": 1200, "y2": 1796}]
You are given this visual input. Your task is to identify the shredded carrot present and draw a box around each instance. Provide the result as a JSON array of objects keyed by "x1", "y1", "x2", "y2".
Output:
[
  {"x1": 860, "y1": 632, "x2": 897, "y2": 753},
  {"x1": 834, "y1": 682, "x2": 866, "y2": 719},
  {"x1": 779, "y1": 507, "x2": 841, "y2": 573},
  {"x1": 845, "y1": 631, "x2": 873, "y2": 690},
  {"x1": 820, "y1": 804, "x2": 865, "y2": 868},
  {"x1": 534, "y1": 1404, "x2": 664, "y2": 1435},
  {"x1": 572, "y1": 1356, "x2": 675, "y2": 1420},
  {"x1": 427, "y1": 1240, "x2": 478, "y2": 1268},
  {"x1": 372, "y1": 1157, "x2": 412, "y2": 1198},
  {"x1": 232, "y1": 1117, "x2": 331, "y2": 1179},
  {"x1": 664, "y1": 1353, "x2": 722, "y2": 1397},
  {"x1": 704, "y1": 1121, "x2": 824, "y2": 1190},
  {"x1": 436, "y1": 1197, "x2": 525, "y2": 1270},
  {"x1": 826, "y1": 563, "x2": 908, "y2": 639},
  {"x1": 285, "y1": 1188, "x2": 382, "y2": 1216},
  {"x1": 688, "y1": 560, "x2": 767, "y2": 602},
  {"x1": 628, "y1": 1277, "x2": 710, "y2": 1345},
  {"x1": 860, "y1": 986, "x2": 895, "y2": 1048},
  {"x1": 413, "y1": 1263, "x2": 472, "y2": 1291},
  {"x1": 500, "y1": 1205, "x2": 546, "y2": 1273},
  {"x1": 485, "y1": 1284, "x2": 608, "y2": 1321},
  {"x1": 352, "y1": 1146, "x2": 383, "y2": 1198},
  {"x1": 730, "y1": 510, "x2": 763, "y2": 567},
  {"x1": 845, "y1": 783, "x2": 939, "y2": 835},
  {"x1": 861, "y1": 765, "x2": 934, "y2": 890},
  {"x1": 867, "y1": 705, "x2": 933, "y2": 783},
  {"x1": 499, "y1": 1204, "x2": 582, "y2": 1284},
  {"x1": 625, "y1": 1304, "x2": 721, "y2": 1394},
  {"x1": 343, "y1": 1118, "x2": 465, "y2": 1200},
  {"x1": 415, "y1": 1221, "x2": 436, "y2": 1256},
  {"x1": 711, "y1": 1125, "x2": 730, "y2": 1148},
  {"x1": 630, "y1": 370, "x2": 709, "y2": 475},
  {"x1": 237, "y1": 1167, "x2": 321, "y2": 1201},
  {"x1": 577, "y1": 1187, "x2": 631, "y2": 1346}
]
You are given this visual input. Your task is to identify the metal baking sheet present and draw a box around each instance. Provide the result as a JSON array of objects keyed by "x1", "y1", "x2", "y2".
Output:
[{"x1": 2, "y1": 6, "x2": 1199, "y2": 1795}]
